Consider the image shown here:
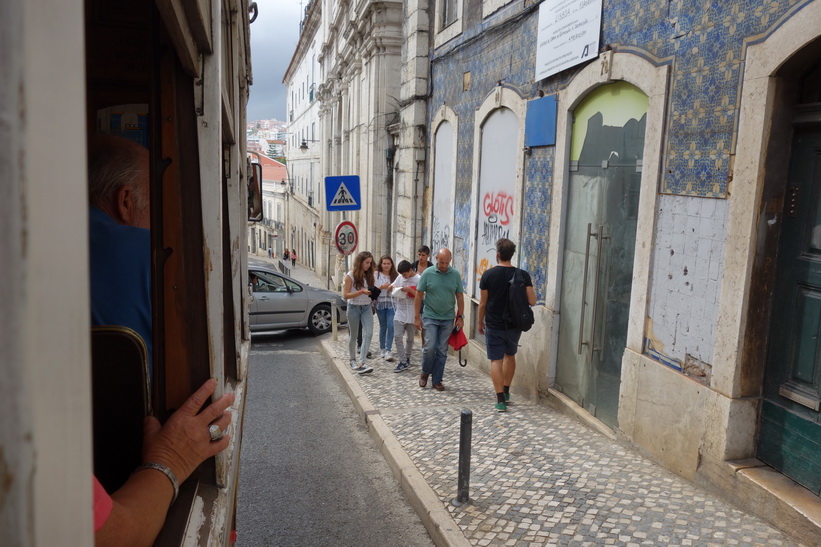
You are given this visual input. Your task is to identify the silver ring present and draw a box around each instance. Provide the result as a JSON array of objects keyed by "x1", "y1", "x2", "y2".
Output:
[{"x1": 209, "y1": 424, "x2": 223, "y2": 442}]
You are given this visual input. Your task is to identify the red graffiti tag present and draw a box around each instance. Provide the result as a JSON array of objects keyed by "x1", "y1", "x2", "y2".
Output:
[{"x1": 482, "y1": 191, "x2": 514, "y2": 226}]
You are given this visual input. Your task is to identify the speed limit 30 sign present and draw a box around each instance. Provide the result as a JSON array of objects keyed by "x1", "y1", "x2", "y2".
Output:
[{"x1": 334, "y1": 221, "x2": 358, "y2": 255}]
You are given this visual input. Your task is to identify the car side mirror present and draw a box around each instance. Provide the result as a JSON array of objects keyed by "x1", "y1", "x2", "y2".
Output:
[{"x1": 247, "y1": 160, "x2": 263, "y2": 222}]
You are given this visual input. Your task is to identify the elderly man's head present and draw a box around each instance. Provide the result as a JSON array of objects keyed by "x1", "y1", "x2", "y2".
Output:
[
  {"x1": 435, "y1": 248, "x2": 452, "y2": 272},
  {"x1": 88, "y1": 134, "x2": 150, "y2": 229}
]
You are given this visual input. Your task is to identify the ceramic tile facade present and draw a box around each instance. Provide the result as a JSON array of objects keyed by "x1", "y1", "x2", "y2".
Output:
[
  {"x1": 432, "y1": 0, "x2": 812, "y2": 210},
  {"x1": 429, "y1": 0, "x2": 816, "y2": 365}
]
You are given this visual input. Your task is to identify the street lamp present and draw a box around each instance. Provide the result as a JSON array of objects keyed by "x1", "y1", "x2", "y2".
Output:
[{"x1": 299, "y1": 139, "x2": 320, "y2": 152}]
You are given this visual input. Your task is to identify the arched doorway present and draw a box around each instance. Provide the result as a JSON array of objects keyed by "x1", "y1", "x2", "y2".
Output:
[{"x1": 555, "y1": 82, "x2": 648, "y2": 429}]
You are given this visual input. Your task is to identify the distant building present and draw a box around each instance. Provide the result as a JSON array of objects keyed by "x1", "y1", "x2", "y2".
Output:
[
  {"x1": 248, "y1": 154, "x2": 288, "y2": 259},
  {"x1": 282, "y1": 0, "x2": 325, "y2": 276}
]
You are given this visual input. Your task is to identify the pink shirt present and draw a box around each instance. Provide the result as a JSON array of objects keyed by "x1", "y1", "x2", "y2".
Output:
[{"x1": 93, "y1": 476, "x2": 113, "y2": 532}]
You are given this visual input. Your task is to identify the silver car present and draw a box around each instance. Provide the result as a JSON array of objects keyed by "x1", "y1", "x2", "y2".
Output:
[{"x1": 248, "y1": 260, "x2": 347, "y2": 335}]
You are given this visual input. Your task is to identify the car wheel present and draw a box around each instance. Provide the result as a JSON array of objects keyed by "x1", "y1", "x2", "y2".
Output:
[{"x1": 308, "y1": 303, "x2": 332, "y2": 335}]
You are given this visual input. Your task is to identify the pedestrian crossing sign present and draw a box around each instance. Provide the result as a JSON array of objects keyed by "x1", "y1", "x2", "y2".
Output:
[{"x1": 325, "y1": 175, "x2": 361, "y2": 211}]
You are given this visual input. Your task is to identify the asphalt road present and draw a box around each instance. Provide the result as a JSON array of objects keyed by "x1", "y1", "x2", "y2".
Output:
[{"x1": 235, "y1": 330, "x2": 434, "y2": 547}]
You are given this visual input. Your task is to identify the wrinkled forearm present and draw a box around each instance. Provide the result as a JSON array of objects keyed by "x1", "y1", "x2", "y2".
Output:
[{"x1": 96, "y1": 471, "x2": 174, "y2": 547}]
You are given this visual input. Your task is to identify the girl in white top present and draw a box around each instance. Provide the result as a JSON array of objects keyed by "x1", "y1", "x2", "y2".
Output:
[
  {"x1": 342, "y1": 251, "x2": 376, "y2": 373},
  {"x1": 374, "y1": 255, "x2": 398, "y2": 361}
]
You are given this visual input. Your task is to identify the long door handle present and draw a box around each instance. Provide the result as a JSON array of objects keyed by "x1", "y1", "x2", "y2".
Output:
[
  {"x1": 591, "y1": 225, "x2": 610, "y2": 353},
  {"x1": 578, "y1": 223, "x2": 597, "y2": 354}
]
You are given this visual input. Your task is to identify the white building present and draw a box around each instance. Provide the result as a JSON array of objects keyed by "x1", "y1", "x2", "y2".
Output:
[
  {"x1": 284, "y1": 0, "x2": 408, "y2": 288},
  {"x1": 283, "y1": 0, "x2": 326, "y2": 277}
]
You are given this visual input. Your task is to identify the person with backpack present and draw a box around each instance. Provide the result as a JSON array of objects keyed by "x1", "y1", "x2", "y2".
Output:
[{"x1": 477, "y1": 238, "x2": 536, "y2": 412}]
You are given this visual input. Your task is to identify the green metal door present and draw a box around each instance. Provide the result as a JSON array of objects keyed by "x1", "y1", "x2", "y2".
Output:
[{"x1": 758, "y1": 126, "x2": 821, "y2": 494}]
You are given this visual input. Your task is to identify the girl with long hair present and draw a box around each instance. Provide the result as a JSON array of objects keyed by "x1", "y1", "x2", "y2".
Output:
[
  {"x1": 342, "y1": 251, "x2": 376, "y2": 373},
  {"x1": 375, "y1": 255, "x2": 398, "y2": 361}
]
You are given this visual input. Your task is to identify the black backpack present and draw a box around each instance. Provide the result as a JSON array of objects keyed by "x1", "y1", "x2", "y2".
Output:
[{"x1": 503, "y1": 268, "x2": 534, "y2": 332}]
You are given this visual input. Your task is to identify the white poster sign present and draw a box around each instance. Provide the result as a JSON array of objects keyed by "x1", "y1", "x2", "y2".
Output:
[
  {"x1": 473, "y1": 109, "x2": 519, "y2": 298},
  {"x1": 535, "y1": 0, "x2": 602, "y2": 81},
  {"x1": 432, "y1": 121, "x2": 455, "y2": 257}
]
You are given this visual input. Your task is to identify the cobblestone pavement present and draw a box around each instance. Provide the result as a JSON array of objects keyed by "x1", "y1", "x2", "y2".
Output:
[{"x1": 272, "y1": 260, "x2": 803, "y2": 546}]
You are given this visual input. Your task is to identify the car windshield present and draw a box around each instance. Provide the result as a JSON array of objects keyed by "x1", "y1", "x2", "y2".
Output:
[{"x1": 250, "y1": 270, "x2": 304, "y2": 293}]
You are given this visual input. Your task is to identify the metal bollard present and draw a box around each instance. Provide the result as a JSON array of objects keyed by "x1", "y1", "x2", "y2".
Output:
[
  {"x1": 451, "y1": 408, "x2": 472, "y2": 507},
  {"x1": 332, "y1": 300, "x2": 338, "y2": 341}
]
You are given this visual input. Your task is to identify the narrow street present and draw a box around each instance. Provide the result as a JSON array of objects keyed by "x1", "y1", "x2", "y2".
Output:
[{"x1": 235, "y1": 330, "x2": 434, "y2": 547}]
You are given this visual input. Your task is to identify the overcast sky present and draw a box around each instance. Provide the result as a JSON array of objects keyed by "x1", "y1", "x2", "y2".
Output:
[{"x1": 247, "y1": 0, "x2": 302, "y2": 122}]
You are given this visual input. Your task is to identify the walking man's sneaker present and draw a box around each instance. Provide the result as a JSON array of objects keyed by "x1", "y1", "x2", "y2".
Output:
[
  {"x1": 495, "y1": 402, "x2": 507, "y2": 412},
  {"x1": 393, "y1": 361, "x2": 407, "y2": 373},
  {"x1": 349, "y1": 359, "x2": 358, "y2": 370},
  {"x1": 504, "y1": 392, "x2": 511, "y2": 404},
  {"x1": 385, "y1": 351, "x2": 395, "y2": 362},
  {"x1": 356, "y1": 363, "x2": 374, "y2": 374}
]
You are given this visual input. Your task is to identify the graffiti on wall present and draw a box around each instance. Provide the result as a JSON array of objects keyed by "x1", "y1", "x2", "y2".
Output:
[
  {"x1": 431, "y1": 216, "x2": 451, "y2": 254},
  {"x1": 480, "y1": 190, "x2": 513, "y2": 244},
  {"x1": 483, "y1": 191, "x2": 514, "y2": 225}
]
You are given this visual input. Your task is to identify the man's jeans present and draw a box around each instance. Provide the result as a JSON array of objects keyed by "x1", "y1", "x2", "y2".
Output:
[
  {"x1": 421, "y1": 317, "x2": 452, "y2": 385},
  {"x1": 376, "y1": 307, "x2": 395, "y2": 351},
  {"x1": 348, "y1": 304, "x2": 374, "y2": 363}
]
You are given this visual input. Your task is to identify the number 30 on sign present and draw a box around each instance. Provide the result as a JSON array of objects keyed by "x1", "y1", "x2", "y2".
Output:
[{"x1": 334, "y1": 221, "x2": 358, "y2": 255}]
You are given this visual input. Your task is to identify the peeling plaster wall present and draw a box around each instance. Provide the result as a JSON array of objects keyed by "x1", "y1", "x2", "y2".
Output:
[{"x1": 646, "y1": 195, "x2": 727, "y2": 368}]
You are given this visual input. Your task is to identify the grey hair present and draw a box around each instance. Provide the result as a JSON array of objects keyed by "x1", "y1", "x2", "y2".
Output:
[{"x1": 88, "y1": 134, "x2": 148, "y2": 210}]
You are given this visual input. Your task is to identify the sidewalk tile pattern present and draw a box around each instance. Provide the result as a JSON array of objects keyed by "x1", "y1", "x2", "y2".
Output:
[
  {"x1": 328, "y1": 333, "x2": 801, "y2": 546},
  {"x1": 276, "y1": 264, "x2": 801, "y2": 545}
]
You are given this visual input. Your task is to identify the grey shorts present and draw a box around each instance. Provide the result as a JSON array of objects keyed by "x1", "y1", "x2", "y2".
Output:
[{"x1": 485, "y1": 327, "x2": 522, "y2": 361}]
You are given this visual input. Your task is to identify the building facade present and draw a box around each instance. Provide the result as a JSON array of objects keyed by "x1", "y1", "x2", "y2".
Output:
[
  {"x1": 284, "y1": 0, "x2": 326, "y2": 275},
  {"x1": 316, "y1": 0, "x2": 404, "y2": 283},
  {"x1": 421, "y1": 0, "x2": 821, "y2": 542}
]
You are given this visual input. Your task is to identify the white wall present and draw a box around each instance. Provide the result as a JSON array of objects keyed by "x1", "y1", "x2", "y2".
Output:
[{"x1": 0, "y1": 0, "x2": 93, "y2": 544}]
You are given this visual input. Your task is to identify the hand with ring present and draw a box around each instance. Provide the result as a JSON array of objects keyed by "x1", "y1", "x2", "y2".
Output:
[
  {"x1": 141, "y1": 379, "x2": 234, "y2": 487},
  {"x1": 208, "y1": 423, "x2": 224, "y2": 442}
]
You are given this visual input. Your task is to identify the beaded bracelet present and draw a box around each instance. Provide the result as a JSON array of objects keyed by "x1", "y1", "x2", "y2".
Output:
[{"x1": 134, "y1": 462, "x2": 179, "y2": 504}]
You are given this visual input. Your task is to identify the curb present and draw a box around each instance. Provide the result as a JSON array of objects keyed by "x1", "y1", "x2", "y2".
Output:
[{"x1": 320, "y1": 338, "x2": 471, "y2": 547}]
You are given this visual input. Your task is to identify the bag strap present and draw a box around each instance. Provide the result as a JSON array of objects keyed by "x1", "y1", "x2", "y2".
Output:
[{"x1": 502, "y1": 267, "x2": 518, "y2": 329}]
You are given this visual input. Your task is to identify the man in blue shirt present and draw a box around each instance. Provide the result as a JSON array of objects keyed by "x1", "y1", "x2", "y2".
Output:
[
  {"x1": 414, "y1": 248, "x2": 464, "y2": 391},
  {"x1": 88, "y1": 134, "x2": 152, "y2": 370}
]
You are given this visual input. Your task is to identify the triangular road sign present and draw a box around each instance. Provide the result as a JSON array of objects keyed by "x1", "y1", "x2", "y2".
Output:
[{"x1": 329, "y1": 182, "x2": 357, "y2": 207}]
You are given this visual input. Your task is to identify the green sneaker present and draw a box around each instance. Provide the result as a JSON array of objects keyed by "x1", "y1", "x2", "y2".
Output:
[
  {"x1": 504, "y1": 392, "x2": 510, "y2": 403},
  {"x1": 495, "y1": 402, "x2": 507, "y2": 412}
]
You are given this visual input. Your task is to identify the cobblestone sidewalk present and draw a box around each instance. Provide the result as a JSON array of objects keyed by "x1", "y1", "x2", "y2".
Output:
[
  {"x1": 276, "y1": 262, "x2": 802, "y2": 545},
  {"x1": 322, "y1": 329, "x2": 802, "y2": 546}
]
